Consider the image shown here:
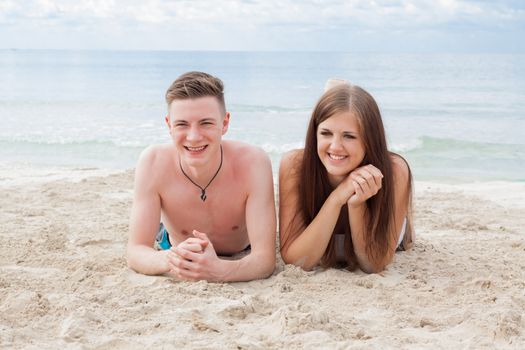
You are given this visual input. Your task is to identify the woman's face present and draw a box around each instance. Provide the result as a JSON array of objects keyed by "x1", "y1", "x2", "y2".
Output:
[{"x1": 316, "y1": 111, "x2": 366, "y2": 185}]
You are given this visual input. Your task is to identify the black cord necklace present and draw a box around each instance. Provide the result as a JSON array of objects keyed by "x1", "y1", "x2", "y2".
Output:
[{"x1": 179, "y1": 145, "x2": 223, "y2": 202}]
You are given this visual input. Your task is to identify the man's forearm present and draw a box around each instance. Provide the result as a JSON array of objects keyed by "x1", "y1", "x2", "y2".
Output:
[
  {"x1": 218, "y1": 252, "x2": 275, "y2": 282},
  {"x1": 127, "y1": 245, "x2": 170, "y2": 276}
]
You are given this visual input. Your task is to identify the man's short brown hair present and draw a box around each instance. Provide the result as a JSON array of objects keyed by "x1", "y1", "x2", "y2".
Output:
[{"x1": 165, "y1": 71, "x2": 226, "y2": 115}]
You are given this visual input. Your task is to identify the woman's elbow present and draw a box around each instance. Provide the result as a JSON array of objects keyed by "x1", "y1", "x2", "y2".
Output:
[
  {"x1": 279, "y1": 249, "x2": 296, "y2": 266},
  {"x1": 360, "y1": 264, "x2": 385, "y2": 274},
  {"x1": 359, "y1": 258, "x2": 390, "y2": 274},
  {"x1": 280, "y1": 251, "x2": 315, "y2": 271}
]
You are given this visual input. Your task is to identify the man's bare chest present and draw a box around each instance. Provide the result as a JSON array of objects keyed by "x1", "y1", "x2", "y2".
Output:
[{"x1": 159, "y1": 183, "x2": 247, "y2": 241}]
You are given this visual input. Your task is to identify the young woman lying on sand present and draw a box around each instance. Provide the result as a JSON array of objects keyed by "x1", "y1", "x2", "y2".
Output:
[{"x1": 279, "y1": 80, "x2": 414, "y2": 273}]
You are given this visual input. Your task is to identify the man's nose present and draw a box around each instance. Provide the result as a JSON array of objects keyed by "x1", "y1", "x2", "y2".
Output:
[{"x1": 186, "y1": 126, "x2": 202, "y2": 141}]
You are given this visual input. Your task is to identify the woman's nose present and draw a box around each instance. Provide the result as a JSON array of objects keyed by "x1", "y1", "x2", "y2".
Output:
[{"x1": 329, "y1": 136, "x2": 343, "y2": 151}]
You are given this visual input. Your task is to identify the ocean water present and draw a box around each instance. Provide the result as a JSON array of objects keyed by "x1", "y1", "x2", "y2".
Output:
[{"x1": 1, "y1": 50, "x2": 524, "y2": 182}]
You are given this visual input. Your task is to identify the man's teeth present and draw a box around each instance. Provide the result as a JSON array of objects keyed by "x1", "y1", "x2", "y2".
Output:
[
  {"x1": 187, "y1": 146, "x2": 206, "y2": 151},
  {"x1": 329, "y1": 153, "x2": 346, "y2": 160}
]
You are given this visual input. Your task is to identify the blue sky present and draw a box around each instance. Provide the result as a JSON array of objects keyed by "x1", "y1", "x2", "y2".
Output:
[{"x1": 0, "y1": 0, "x2": 524, "y2": 52}]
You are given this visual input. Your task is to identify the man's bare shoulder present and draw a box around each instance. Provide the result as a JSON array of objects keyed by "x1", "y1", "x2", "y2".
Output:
[
  {"x1": 222, "y1": 141, "x2": 272, "y2": 192},
  {"x1": 134, "y1": 144, "x2": 176, "y2": 189},
  {"x1": 137, "y1": 144, "x2": 175, "y2": 169},
  {"x1": 223, "y1": 140, "x2": 270, "y2": 166}
]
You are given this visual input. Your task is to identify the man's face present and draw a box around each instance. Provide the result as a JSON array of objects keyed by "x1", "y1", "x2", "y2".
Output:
[{"x1": 166, "y1": 96, "x2": 229, "y2": 167}]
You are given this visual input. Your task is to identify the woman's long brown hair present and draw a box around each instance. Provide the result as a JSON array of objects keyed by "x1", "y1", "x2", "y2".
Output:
[{"x1": 281, "y1": 84, "x2": 412, "y2": 269}]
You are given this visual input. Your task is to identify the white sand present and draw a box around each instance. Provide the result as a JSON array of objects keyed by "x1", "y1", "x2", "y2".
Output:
[{"x1": 1, "y1": 168, "x2": 524, "y2": 349}]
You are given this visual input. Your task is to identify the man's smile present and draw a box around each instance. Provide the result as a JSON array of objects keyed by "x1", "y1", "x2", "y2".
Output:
[{"x1": 185, "y1": 145, "x2": 207, "y2": 152}]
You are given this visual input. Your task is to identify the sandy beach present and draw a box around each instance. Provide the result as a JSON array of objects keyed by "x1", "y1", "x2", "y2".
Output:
[{"x1": 1, "y1": 167, "x2": 524, "y2": 349}]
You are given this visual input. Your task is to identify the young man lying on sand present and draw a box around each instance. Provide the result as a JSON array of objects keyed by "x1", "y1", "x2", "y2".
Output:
[{"x1": 127, "y1": 71, "x2": 276, "y2": 282}]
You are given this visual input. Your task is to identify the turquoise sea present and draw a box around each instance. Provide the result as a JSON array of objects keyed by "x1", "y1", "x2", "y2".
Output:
[{"x1": 1, "y1": 50, "x2": 524, "y2": 182}]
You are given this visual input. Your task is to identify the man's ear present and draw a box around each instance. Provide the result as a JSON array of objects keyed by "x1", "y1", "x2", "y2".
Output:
[
  {"x1": 222, "y1": 112, "x2": 230, "y2": 135},
  {"x1": 165, "y1": 115, "x2": 171, "y2": 132}
]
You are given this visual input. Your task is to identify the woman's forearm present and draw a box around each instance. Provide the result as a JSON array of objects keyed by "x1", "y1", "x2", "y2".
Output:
[
  {"x1": 282, "y1": 194, "x2": 344, "y2": 270},
  {"x1": 348, "y1": 204, "x2": 395, "y2": 273}
]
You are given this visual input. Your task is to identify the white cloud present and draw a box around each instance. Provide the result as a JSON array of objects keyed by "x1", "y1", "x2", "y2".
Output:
[
  {"x1": 1, "y1": 0, "x2": 522, "y2": 25},
  {"x1": 0, "y1": 0, "x2": 523, "y2": 50}
]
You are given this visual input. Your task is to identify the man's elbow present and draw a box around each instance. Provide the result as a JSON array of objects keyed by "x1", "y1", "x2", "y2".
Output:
[
  {"x1": 253, "y1": 252, "x2": 276, "y2": 279},
  {"x1": 126, "y1": 251, "x2": 136, "y2": 271},
  {"x1": 262, "y1": 254, "x2": 277, "y2": 278},
  {"x1": 260, "y1": 264, "x2": 275, "y2": 279},
  {"x1": 126, "y1": 246, "x2": 141, "y2": 273}
]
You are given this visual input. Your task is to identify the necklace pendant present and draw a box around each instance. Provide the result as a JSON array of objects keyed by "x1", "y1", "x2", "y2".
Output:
[{"x1": 180, "y1": 145, "x2": 222, "y2": 204}]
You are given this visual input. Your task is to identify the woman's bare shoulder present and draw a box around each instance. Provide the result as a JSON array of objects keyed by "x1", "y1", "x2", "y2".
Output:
[
  {"x1": 390, "y1": 153, "x2": 410, "y2": 184},
  {"x1": 280, "y1": 149, "x2": 303, "y2": 172},
  {"x1": 279, "y1": 149, "x2": 304, "y2": 195}
]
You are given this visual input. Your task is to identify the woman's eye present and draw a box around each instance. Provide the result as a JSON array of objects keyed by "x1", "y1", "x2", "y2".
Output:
[
  {"x1": 344, "y1": 134, "x2": 356, "y2": 139},
  {"x1": 320, "y1": 131, "x2": 331, "y2": 136}
]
